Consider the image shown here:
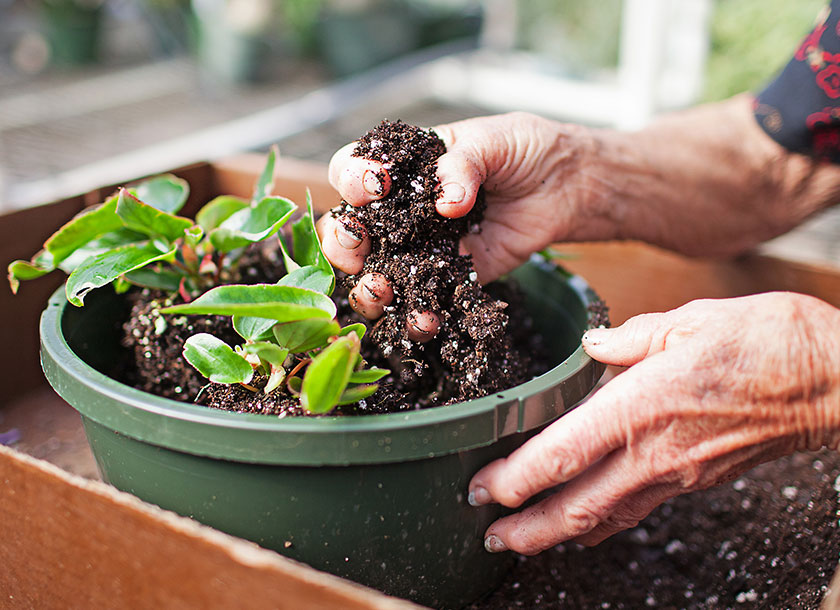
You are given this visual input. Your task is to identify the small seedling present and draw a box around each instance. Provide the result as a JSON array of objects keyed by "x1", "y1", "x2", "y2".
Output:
[
  {"x1": 162, "y1": 201, "x2": 387, "y2": 414},
  {"x1": 8, "y1": 147, "x2": 296, "y2": 305}
]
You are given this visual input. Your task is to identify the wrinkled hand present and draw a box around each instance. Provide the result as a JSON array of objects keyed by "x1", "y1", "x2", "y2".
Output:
[
  {"x1": 467, "y1": 292, "x2": 840, "y2": 554},
  {"x1": 317, "y1": 112, "x2": 609, "y2": 321}
]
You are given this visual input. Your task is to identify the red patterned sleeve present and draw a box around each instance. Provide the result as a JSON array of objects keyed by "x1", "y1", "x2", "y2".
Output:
[{"x1": 754, "y1": 1, "x2": 840, "y2": 163}]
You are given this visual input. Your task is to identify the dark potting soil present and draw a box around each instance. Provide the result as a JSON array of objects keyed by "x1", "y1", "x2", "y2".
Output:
[
  {"x1": 330, "y1": 120, "x2": 535, "y2": 407},
  {"x1": 468, "y1": 449, "x2": 840, "y2": 610},
  {"x1": 120, "y1": 120, "x2": 549, "y2": 415}
]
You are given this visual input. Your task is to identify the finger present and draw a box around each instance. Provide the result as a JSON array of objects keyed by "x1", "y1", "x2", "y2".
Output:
[
  {"x1": 316, "y1": 213, "x2": 371, "y2": 275},
  {"x1": 328, "y1": 143, "x2": 392, "y2": 207},
  {"x1": 406, "y1": 310, "x2": 440, "y2": 342},
  {"x1": 468, "y1": 373, "x2": 638, "y2": 509},
  {"x1": 483, "y1": 448, "x2": 648, "y2": 555},
  {"x1": 433, "y1": 150, "x2": 483, "y2": 218},
  {"x1": 348, "y1": 273, "x2": 393, "y2": 320},
  {"x1": 581, "y1": 307, "x2": 699, "y2": 367},
  {"x1": 571, "y1": 482, "x2": 678, "y2": 547}
]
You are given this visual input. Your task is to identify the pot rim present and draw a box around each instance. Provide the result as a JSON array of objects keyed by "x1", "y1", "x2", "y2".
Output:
[{"x1": 40, "y1": 259, "x2": 606, "y2": 465}]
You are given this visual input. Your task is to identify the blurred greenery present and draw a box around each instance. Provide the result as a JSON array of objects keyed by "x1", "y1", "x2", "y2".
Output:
[
  {"x1": 516, "y1": 0, "x2": 622, "y2": 76},
  {"x1": 704, "y1": 0, "x2": 827, "y2": 101}
]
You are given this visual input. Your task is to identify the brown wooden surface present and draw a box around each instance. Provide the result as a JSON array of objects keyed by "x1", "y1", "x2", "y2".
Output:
[
  {"x1": 0, "y1": 445, "x2": 420, "y2": 610},
  {"x1": 551, "y1": 242, "x2": 840, "y2": 326}
]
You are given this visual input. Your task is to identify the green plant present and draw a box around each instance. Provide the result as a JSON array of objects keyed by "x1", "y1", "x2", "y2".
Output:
[
  {"x1": 161, "y1": 200, "x2": 388, "y2": 414},
  {"x1": 8, "y1": 147, "x2": 294, "y2": 305}
]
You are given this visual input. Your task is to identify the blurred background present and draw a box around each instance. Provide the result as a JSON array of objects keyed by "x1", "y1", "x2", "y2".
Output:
[{"x1": 0, "y1": 0, "x2": 830, "y2": 237}]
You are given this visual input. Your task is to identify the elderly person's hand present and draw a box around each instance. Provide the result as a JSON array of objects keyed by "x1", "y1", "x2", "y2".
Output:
[
  {"x1": 317, "y1": 112, "x2": 611, "y2": 319},
  {"x1": 467, "y1": 292, "x2": 840, "y2": 554}
]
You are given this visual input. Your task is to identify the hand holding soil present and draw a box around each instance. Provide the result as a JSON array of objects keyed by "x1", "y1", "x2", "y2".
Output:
[
  {"x1": 318, "y1": 111, "x2": 609, "y2": 293},
  {"x1": 468, "y1": 292, "x2": 840, "y2": 554}
]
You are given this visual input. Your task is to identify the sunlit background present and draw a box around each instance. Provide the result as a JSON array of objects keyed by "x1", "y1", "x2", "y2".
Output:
[{"x1": 0, "y1": 0, "x2": 829, "y2": 235}]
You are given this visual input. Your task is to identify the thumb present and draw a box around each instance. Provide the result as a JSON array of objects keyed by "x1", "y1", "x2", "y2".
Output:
[{"x1": 581, "y1": 310, "x2": 693, "y2": 367}]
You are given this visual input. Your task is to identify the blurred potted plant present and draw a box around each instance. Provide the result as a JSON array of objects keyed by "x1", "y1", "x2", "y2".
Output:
[
  {"x1": 191, "y1": 0, "x2": 274, "y2": 83},
  {"x1": 39, "y1": 0, "x2": 106, "y2": 66}
]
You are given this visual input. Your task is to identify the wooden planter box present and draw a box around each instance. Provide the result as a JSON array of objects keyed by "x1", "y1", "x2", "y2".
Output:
[{"x1": 2, "y1": 156, "x2": 839, "y2": 608}]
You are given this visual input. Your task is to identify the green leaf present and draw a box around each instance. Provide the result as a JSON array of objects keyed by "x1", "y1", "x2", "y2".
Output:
[
  {"x1": 242, "y1": 342, "x2": 289, "y2": 368},
  {"x1": 195, "y1": 196, "x2": 249, "y2": 232},
  {"x1": 184, "y1": 225, "x2": 204, "y2": 248},
  {"x1": 131, "y1": 174, "x2": 189, "y2": 214},
  {"x1": 209, "y1": 196, "x2": 296, "y2": 252},
  {"x1": 348, "y1": 368, "x2": 389, "y2": 384},
  {"x1": 161, "y1": 284, "x2": 336, "y2": 320},
  {"x1": 290, "y1": 192, "x2": 335, "y2": 294},
  {"x1": 183, "y1": 333, "x2": 254, "y2": 384},
  {"x1": 272, "y1": 318, "x2": 340, "y2": 353},
  {"x1": 123, "y1": 266, "x2": 184, "y2": 292},
  {"x1": 277, "y1": 235, "x2": 300, "y2": 274},
  {"x1": 277, "y1": 265, "x2": 333, "y2": 294},
  {"x1": 44, "y1": 196, "x2": 125, "y2": 266},
  {"x1": 231, "y1": 265, "x2": 332, "y2": 341},
  {"x1": 336, "y1": 384, "x2": 380, "y2": 406},
  {"x1": 300, "y1": 335, "x2": 358, "y2": 414},
  {"x1": 8, "y1": 258, "x2": 53, "y2": 293},
  {"x1": 58, "y1": 227, "x2": 152, "y2": 273},
  {"x1": 338, "y1": 323, "x2": 367, "y2": 340},
  {"x1": 232, "y1": 315, "x2": 276, "y2": 342},
  {"x1": 116, "y1": 189, "x2": 194, "y2": 244},
  {"x1": 253, "y1": 145, "x2": 278, "y2": 203},
  {"x1": 66, "y1": 242, "x2": 177, "y2": 306}
]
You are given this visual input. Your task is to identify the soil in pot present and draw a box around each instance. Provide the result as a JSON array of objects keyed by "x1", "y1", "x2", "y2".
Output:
[
  {"x1": 468, "y1": 448, "x2": 840, "y2": 609},
  {"x1": 119, "y1": 121, "x2": 560, "y2": 416}
]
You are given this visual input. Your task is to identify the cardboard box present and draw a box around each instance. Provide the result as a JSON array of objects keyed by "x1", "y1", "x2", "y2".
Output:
[{"x1": 2, "y1": 156, "x2": 839, "y2": 608}]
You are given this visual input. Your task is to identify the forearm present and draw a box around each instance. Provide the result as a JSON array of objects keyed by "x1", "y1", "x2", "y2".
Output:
[{"x1": 584, "y1": 94, "x2": 840, "y2": 256}]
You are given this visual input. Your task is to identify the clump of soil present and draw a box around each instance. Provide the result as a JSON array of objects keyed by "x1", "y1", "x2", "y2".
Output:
[
  {"x1": 329, "y1": 120, "x2": 533, "y2": 408},
  {"x1": 469, "y1": 449, "x2": 840, "y2": 609}
]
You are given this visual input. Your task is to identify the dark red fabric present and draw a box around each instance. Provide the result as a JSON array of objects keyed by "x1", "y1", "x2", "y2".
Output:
[{"x1": 754, "y1": 1, "x2": 840, "y2": 162}]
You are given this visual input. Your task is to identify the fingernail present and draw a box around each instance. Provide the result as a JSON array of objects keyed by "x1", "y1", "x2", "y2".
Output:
[
  {"x1": 363, "y1": 170, "x2": 384, "y2": 196},
  {"x1": 582, "y1": 328, "x2": 608, "y2": 346},
  {"x1": 468, "y1": 486, "x2": 492, "y2": 506},
  {"x1": 484, "y1": 535, "x2": 508, "y2": 553},
  {"x1": 438, "y1": 182, "x2": 465, "y2": 206},
  {"x1": 335, "y1": 224, "x2": 362, "y2": 250}
]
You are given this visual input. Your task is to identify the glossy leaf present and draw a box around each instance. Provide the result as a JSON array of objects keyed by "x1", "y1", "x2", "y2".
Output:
[
  {"x1": 232, "y1": 315, "x2": 276, "y2": 342},
  {"x1": 336, "y1": 384, "x2": 380, "y2": 406},
  {"x1": 231, "y1": 266, "x2": 331, "y2": 340},
  {"x1": 58, "y1": 227, "x2": 150, "y2": 273},
  {"x1": 116, "y1": 189, "x2": 194, "y2": 244},
  {"x1": 277, "y1": 236, "x2": 300, "y2": 274},
  {"x1": 253, "y1": 145, "x2": 278, "y2": 203},
  {"x1": 195, "y1": 195, "x2": 249, "y2": 232},
  {"x1": 132, "y1": 174, "x2": 189, "y2": 214},
  {"x1": 242, "y1": 342, "x2": 289, "y2": 368},
  {"x1": 43, "y1": 196, "x2": 124, "y2": 266},
  {"x1": 66, "y1": 242, "x2": 176, "y2": 307},
  {"x1": 183, "y1": 333, "x2": 254, "y2": 384},
  {"x1": 300, "y1": 335, "x2": 358, "y2": 414},
  {"x1": 161, "y1": 284, "x2": 336, "y2": 320},
  {"x1": 348, "y1": 368, "x2": 389, "y2": 384},
  {"x1": 338, "y1": 323, "x2": 366, "y2": 340},
  {"x1": 277, "y1": 265, "x2": 333, "y2": 294},
  {"x1": 124, "y1": 266, "x2": 184, "y2": 292},
  {"x1": 209, "y1": 196, "x2": 296, "y2": 252},
  {"x1": 290, "y1": 192, "x2": 334, "y2": 294},
  {"x1": 8, "y1": 259, "x2": 52, "y2": 293},
  {"x1": 272, "y1": 318, "x2": 341, "y2": 353}
]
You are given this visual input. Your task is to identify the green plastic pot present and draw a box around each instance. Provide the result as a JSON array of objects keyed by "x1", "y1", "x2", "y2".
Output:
[{"x1": 40, "y1": 257, "x2": 605, "y2": 608}]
